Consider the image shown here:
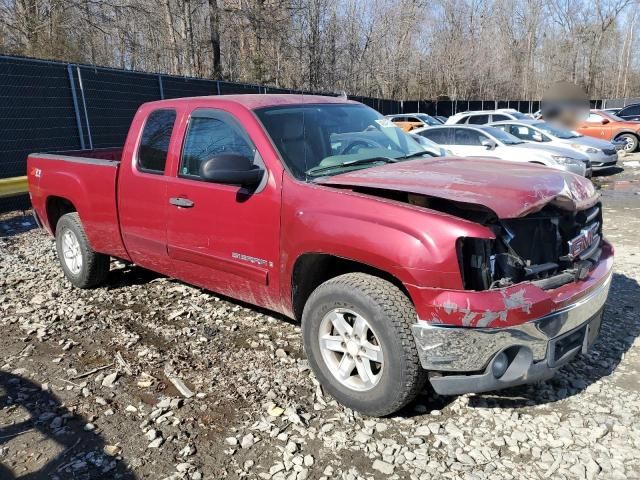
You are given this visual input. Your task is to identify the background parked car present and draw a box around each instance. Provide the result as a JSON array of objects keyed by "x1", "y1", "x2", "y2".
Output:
[
  {"x1": 408, "y1": 132, "x2": 450, "y2": 156},
  {"x1": 385, "y1": 113, "x2": 442, "y2": 131},
  {"x1": 601, "y1": 107, "x2": 622, "y2": 116},
  {"x1": 433, "y1": 115, "x2": 448, "y2": 124},
  {"x1": 575, "y1": 110, "x2": 640, "y2": 152},
  {"x1": 445, "y1": 108, "x2": 531, "y2": 125},
  {"x1": 614, "y1": 103, "x2": 640, "y2": 121},
  {"x1": 490, "y1": 120, "x2": 618, "y2": 172},
  {"x1": 413, "y1": 125, "x2": 591, "y2": 176}
]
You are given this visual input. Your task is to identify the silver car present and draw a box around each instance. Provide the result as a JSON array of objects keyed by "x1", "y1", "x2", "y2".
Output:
[
  {"x1": 413, "y1": 125, "x2": 591, "y2": 176},
  {"x1": 490, "y1": 120, "x2": 618, "y2": 172}
]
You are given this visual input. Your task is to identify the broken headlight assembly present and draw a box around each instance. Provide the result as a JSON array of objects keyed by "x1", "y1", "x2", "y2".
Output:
[{"x1": 457, "y1": 204, "x2": 603, "y2": 291}]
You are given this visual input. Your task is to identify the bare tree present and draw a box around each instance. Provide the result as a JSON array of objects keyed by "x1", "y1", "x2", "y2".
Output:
[{"x1": 1, "y1": 0, "x2": 639, "y2": 100}]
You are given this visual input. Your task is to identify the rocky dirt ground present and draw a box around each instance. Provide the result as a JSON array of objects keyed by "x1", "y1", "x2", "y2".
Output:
[{"x1": 1, "y1": 155, "x2": 640, "y2": 480}]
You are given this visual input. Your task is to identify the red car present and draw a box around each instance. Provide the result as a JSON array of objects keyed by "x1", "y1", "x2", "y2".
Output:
[{"x1": 28, "y1": 95, "x2": 613, "y2": 416}]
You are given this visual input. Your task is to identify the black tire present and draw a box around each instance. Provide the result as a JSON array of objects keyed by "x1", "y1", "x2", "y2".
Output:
[
  {"x1": 616, "y1": 133, "x2": 639, "y2": 153},
  {"x1": 55, "y1": 212, "x2": 110, "y2": 288},
  {"x1": 302, "y1": 273, "x2": 427, "y2": 417}
]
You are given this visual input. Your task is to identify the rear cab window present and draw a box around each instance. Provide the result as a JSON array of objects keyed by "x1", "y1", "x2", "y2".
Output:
[{"x1": 137, "y1": 109, "x2": 177, "y2": 174}]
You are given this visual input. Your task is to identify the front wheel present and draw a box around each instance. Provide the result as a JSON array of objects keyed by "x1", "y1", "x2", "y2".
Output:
[
  {"x1": 55, "y1": 213, "x2": 110, "y2": 288},
  {"x1": 302, "y1": 273, "x2": 427, "y2": 416}
]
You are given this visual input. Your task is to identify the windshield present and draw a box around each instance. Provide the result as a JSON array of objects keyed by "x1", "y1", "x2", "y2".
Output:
[
  {"x1": 481, "y1": 126, "x2": 525, "y2": 145},
  {"x1": 415, "y1": 114, "x2": 442, "y2": 126},
  {"x1": 255, "y1": 104, "x2": 429, "y2": 179},
  {"x1": 535, "y1": 122, "x2": 580, "y2": 139}
]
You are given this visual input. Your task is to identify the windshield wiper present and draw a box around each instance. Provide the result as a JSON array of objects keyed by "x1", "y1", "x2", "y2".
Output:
[
  {"x1": 307, "y1": 156, "x2": 398, "y2": 176},
  {"x1": 397, "y1": 151, "x2": 435, "y2": 160}
]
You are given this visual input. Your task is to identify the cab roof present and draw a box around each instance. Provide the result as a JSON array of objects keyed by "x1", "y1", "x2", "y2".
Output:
[{"x1": 143, "y1": 94, "x2": 358, "y2": 111}]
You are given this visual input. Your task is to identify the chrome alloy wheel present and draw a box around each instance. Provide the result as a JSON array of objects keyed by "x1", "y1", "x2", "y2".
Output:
[
  {"x1": 623, "y1": 138, "x2": 635, "y2": 152},
  {"x1": 61, "y1": 229, "x2": 83, "y2": 275},
  {"x1": 318, "y1": 308, "x2": 384, "y2": 391}
]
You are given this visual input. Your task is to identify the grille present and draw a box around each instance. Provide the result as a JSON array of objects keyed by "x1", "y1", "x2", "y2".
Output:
[
  {"x1": 499, "y1": 203, "x2": 602, "y2": 278},
  {"x1": 564, "y1": 204, "x2": 602, "y2": 262}
]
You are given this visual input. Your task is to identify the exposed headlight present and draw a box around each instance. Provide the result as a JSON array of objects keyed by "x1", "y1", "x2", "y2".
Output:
[{"x1": 570, "y1": 143, "x2": 599, "y2": 154}]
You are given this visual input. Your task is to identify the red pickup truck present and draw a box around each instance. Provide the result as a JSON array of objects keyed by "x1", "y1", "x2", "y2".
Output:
[{"x1": 28, "y1": 95, "x2": 613, "y2": 416}]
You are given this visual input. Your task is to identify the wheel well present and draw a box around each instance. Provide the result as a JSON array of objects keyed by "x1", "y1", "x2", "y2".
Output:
[
  {"x1": 291, "y1": 253, "x2": 411, "y2": 321},
  {"x1": 614, "y1": 131, "x2": 638, "y2": 140},
  {"x1": 46, "y1": 196, "x2": 76, "y2": 233}
]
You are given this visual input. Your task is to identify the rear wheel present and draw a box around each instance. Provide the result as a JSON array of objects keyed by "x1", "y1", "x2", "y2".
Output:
[
  {"x1": 616, "y1": 133, "x2": 638, "y2": 153},
  {"x1": 302, "y1": 273, "x2": 427, "y2": 416},
  {"x1": 55, "y1": 213, "x2": 110, "y2": 288}
]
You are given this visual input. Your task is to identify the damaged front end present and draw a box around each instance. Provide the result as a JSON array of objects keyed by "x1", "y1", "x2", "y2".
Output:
[
  {"x1": 458, "y1": 202, "x2": 603, "y2": 292},
  {"x1": 409, "y1": 197, "x2": 612, "y2": 395},
  {"x1": 409, "y1": 198, "x2": 612, "y2": 395}
]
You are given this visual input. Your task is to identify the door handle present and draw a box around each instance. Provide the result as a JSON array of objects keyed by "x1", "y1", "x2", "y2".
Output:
[{"x1": 169, "y1": 197, "x2": 194, "y2": 208}]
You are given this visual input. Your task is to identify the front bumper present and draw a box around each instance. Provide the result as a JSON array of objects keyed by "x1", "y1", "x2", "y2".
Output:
[
  {"x1": 590, "y1": 152, "x2": 618, "y2": 170},
  {"x1": 412, "y1": 267, "x2": 612, "y2": 396},
  {"x1": 555, "y1": 161, "x2": 588, "y2": 177}
]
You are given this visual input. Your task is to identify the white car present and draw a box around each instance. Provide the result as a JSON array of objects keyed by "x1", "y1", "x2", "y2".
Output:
[
  {"x1": 408, "y1": 132, "x2": 451, "y2": 157},
  {"x1": 412, "y1": 125, "x2": 591, "y2": 176},
  {"x1": 445, "y1": 108, "x2": 532, "y2": 125},
  {"x1": 490, "y1": 120, "x2": 618, "y2": 172}
]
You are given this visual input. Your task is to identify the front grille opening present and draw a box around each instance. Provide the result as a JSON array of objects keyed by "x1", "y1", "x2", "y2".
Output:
[{"x1": 460, "y1": 203, "x2": 603, "y2": 291}]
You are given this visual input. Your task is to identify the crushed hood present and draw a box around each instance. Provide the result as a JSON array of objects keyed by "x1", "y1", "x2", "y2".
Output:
[{"x1": 319, "y1": 157, "x2": 599, "y2": 219}]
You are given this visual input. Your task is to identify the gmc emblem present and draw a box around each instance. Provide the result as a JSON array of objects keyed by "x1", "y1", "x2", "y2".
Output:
[{"x1": 567, "y1": 223, "x2": 600, "y2": 260}]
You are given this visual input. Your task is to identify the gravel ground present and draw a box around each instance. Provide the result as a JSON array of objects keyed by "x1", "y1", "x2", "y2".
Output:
[{"x1": 1, "y1": 155, "x2": 639, "y2": 480}]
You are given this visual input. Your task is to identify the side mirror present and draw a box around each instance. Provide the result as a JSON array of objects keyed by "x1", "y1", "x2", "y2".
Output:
[
  {"x1": 199, "y1": 153, "x2": 264, "y2": 186},
  {"x1": 481, "y1": 139, "x2": 497, "y2": 150},
  {"x1": 601, "y1": 118, "x2": 610, "y2": 125}
]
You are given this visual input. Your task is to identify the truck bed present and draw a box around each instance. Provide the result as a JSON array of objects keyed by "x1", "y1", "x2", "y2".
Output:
[
  {"x1": 52, "y1": 147, "x2": 123, "y2": 162},
  {"x1": 27, "y1": 148, "x2": 129, "y2": 260}
]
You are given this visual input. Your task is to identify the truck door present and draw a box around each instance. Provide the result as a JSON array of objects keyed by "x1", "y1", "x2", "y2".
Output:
[
  {"x1": 118, "y1": 108, "x2": 177, "y2": 273},
  {"x1": 165, "y1": 108, "x2": 281, "y2": 308}
]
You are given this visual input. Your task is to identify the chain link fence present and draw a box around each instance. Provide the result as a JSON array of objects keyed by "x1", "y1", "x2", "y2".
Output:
[{"x1": 0, "y1": 53, "x2": 629, "y2": 212}]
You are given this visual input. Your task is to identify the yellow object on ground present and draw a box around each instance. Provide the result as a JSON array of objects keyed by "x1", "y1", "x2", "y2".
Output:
[{"x1": 0, "y1": 176, "x2": 28, "y2": 198}]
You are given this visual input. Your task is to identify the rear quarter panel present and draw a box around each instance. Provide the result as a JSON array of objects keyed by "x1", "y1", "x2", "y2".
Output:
[{"x1": 27, "y1": 154, "x2": 129, "y2": 259}]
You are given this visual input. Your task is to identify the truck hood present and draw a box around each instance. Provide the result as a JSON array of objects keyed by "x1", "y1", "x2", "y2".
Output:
[{"x1": 319, "y1": 157, "x2": 598, "y2": 219}]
